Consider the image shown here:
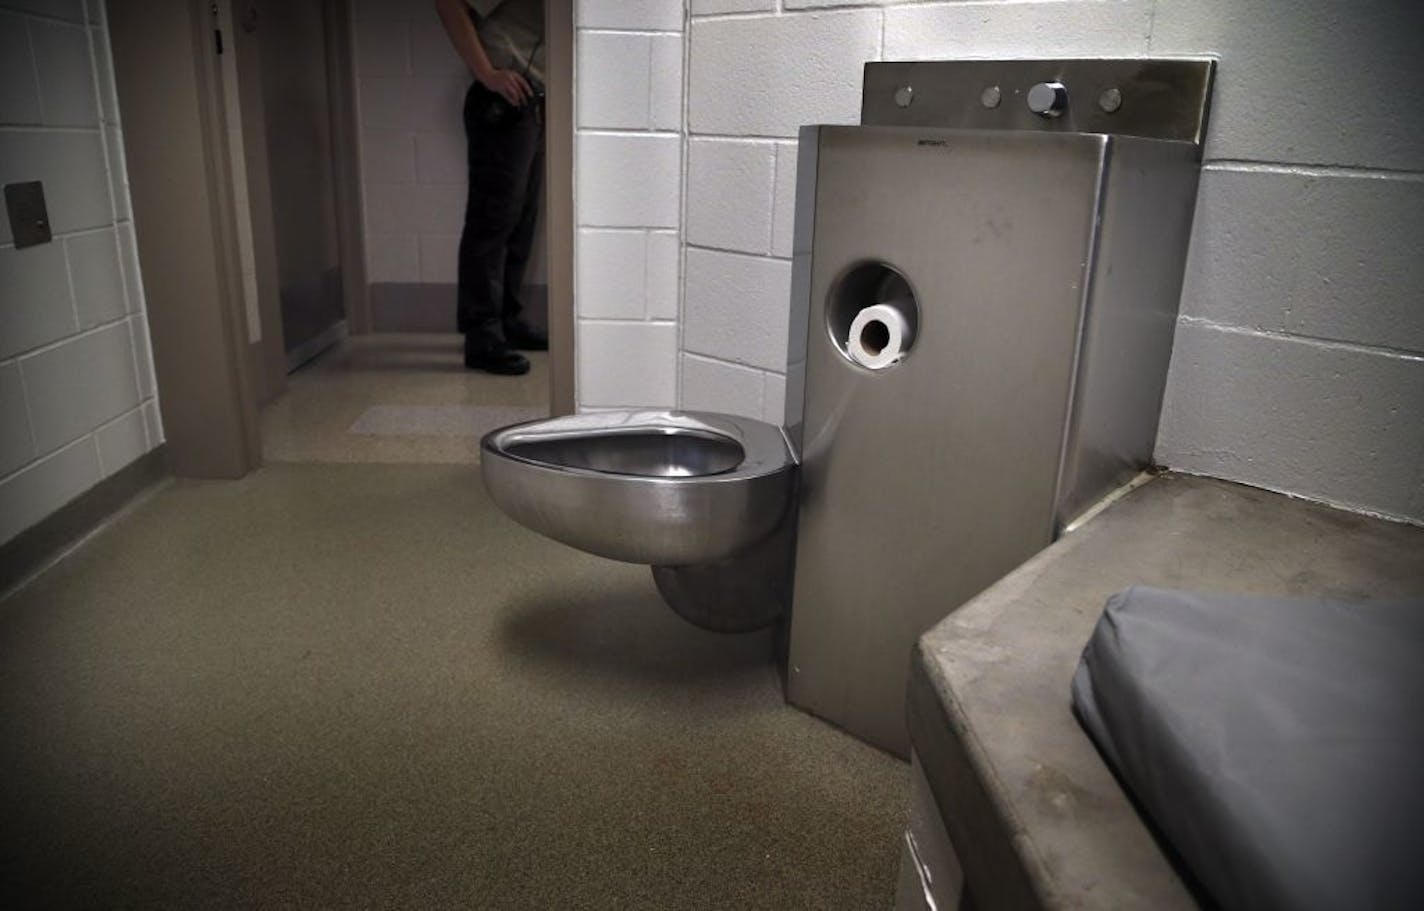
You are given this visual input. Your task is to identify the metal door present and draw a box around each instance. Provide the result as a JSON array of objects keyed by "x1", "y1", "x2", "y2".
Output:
[{"x1": 254, "y1": 0, "x2": 345, "y2": 369}]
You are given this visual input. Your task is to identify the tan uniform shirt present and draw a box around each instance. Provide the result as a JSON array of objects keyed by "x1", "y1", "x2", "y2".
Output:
[{"x1": 466, "y1": 0, "x2": 545, "y2": 88}]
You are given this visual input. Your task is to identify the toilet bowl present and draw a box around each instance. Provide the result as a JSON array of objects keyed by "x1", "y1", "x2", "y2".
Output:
[{"x1": 481, "y1": 410, "x2": 798, "y2": 631}]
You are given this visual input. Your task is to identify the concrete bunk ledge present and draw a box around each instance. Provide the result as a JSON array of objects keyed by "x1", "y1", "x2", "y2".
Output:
[{"x1": 907, "y1": 472, "x2": 1424, "y2": 909}]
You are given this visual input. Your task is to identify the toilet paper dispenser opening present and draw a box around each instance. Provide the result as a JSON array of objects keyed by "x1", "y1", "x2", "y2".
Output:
[{"x1": 828, "y1": 261, "x2": 920, "y2": 370}]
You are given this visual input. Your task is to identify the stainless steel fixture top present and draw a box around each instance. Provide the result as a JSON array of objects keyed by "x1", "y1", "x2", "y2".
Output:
[
  {"x1": 862, "y1": 58, "x2": 1214, "y2": 148},
  {"x1": 481, "y1": 411, "x2": 797, "y2": 566}
]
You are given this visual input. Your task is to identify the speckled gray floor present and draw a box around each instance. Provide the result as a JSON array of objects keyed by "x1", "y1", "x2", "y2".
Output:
[
  {"x1": 0, "y1": 462, "x2": 906, "y2": 908},
  {"x1": 260, "y1": 334, "x2": 549, "y2": 465}
]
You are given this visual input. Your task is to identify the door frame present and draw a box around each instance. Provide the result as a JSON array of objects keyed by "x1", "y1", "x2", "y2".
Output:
[
  {"x1": 324, "y1": 0, "x2": 370, "y2": 338},
  {"x1": 236, "y1": 0, "x2": 577, "y2": 415},
  {"x1": 108, "y1": 0, "x2": 261, "y2": 478},
  {"x1": 545, "y1": 0, "x2": 575, "y2": 415},
  {"x1": 238, "y1": 0, "x2": 366, "y2": 386},
  {"x1": 110, "y1": 0, "x2": 576, "y2": 481}
]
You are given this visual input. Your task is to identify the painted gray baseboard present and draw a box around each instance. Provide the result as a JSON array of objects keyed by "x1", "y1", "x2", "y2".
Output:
[
  {"x1": 370, "y1": 282, "x2": 548, "y2": 334},
  {"x1": 0, "y1": 445, "x2": 169, "y2": 597},
  {"x1": 286, "y1": 320, "x2": 350, "y2": 372}
]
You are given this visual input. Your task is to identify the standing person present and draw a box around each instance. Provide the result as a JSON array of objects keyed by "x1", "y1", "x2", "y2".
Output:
[{"x1": 436, "y1": 0, "x2": 547, "y2": 375}]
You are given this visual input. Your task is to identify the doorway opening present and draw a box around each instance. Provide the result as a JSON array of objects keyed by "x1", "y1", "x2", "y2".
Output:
[{"x1": 218, "y1": 0, "x2": 572, "y2": 466}]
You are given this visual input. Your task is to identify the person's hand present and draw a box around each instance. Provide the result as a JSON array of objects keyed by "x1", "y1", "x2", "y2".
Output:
[{"x1": 477, "y1": 66, "x2": 532, "y2": 107}]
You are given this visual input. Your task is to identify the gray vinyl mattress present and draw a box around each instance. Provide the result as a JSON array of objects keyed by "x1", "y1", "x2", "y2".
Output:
[{"x1": 1072, "y1": 587, "x2": 1424, "y2": 911}]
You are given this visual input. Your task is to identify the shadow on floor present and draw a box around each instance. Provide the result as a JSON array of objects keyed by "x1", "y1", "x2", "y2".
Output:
[
  {"x1": 0, "y1": 462, "x2": 905, "y2": 908},
  {"x1": 290, "y1": 352, "x2": 471, "y2": 374},
  {"x1": 498, "y1": 583, "x2": 776, "y2": 690}
]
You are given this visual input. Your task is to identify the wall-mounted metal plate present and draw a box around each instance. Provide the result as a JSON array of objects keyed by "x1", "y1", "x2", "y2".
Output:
[
  {"x1": 5, "y1": 181, "x2": 53, "y2": 248},
  {"x1": 862, "y1": 59, "x2": 1214, "y2": 150}
]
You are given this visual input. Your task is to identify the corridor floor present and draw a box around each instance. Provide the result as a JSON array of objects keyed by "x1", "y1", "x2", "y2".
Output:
[
  {"x1": 0, "y1": 461, "x2": 907, "y2": 907},
  {"x1": 260, "y1": 333, "x2": 549, "y2": 465}
]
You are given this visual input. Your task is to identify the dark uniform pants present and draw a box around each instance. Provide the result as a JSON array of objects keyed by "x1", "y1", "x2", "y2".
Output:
[{"x1": 456, "y1": 82, "x2": 544, "y2": 342}]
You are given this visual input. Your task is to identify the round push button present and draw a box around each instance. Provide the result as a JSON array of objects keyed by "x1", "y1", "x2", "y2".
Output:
[{"x1": 1027, "y1": 81, "x2": 1068, "y2": 118}]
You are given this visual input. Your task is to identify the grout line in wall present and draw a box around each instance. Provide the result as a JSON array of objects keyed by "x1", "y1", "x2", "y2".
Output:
[
  {"x1": 869, "y1": 0, "x2": 1092, "y2": 8},
  {"x1": 578, "y1": 222, "x2": 680, "y2": 231},
  {"x1": 1203, "y1": 160, "x2": 1424, "y2": 182},
  {"x1": 688, "y1": 12, "x2": 783, "y2": 24},
  {"x1": 4, "y1": 313, "x2": 133, "y2": 364},
  {"x1": 1177, "y1": 316, "x2": 1424, "y2": 364},
  {"x1": 59, "y1": 240, "x2": 83, "y2": 335},
  {"x1": 640, "y1": 231, "x2": 651, "y2": 321},
  {"x1": 0, "y1": 224, "x2": 121, "y2": 253},
  {"x1": 685, "y1": 134, "x2": 786, "y2": 146},
  {"x1": 138, "y1": 398, "x2": 152, "y2": 450},
  {"x1": 685, "y1": 241, "x2": 792, "y2": 264},
  {"x1": 5, "y1": 7, "x2": 87, "y2": 26},
  {"x1": 687, "y1": 130, "x2": 799, "y2": 142},
  {"x1": 674, "y1": 0, "x2": 691, "y2": 409},
  {"x1": 0, "y1": 433, "x2": 93, "y2": 490},
  {"x1": 578, "y1": 317, "x2": 678, "y2": 327},
  {"x1": 23, "y1": 16, "x2": 47, "y2": 126},
  {"x1": 90, "y1": 400, "x2": 146, "y2": 437},
  {"x1": 765, "y1": 140, "x2": 779, "y2": 256},
  {"x1": 644, "y1": 36, "x2": 655, "y2": 135},
  {"x1": 685, "y1": 349, "x2": 786, "y2": 377},
  {"x1": 20, "y1": 434, "x2": 115, "y2": 516},
  {"x1": 572, "y1": 225, "x2": 649, "y2": 235},
  {"x1": 578, "y1": 128, "x2": 681, "y2": 138},
  {"x1": 123, "y1": 316, "x2": 144, "y2": 410},
  {"x1": 690, "y1": 0, "x2": 1025, "y2": 24},
  {"x1": 579, "y1": 28, "x2": 682, "y2": 37},
  {"x1": 1164, "y1": 466, "x2": 1423, "y2": 530},
  {"x1": 13, "y1": 361, "x2": 38, "y2": 465}
]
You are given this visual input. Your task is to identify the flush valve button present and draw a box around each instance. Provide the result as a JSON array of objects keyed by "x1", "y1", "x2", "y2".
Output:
[{"x1": 1026, "y1": 81, "x2": 1068, "y2": 118}]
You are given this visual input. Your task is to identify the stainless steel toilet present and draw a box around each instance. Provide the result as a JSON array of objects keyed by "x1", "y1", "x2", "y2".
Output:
[
  {"x1": 481, "y1": 410, "x2": 797, "y2": 632},
  {"x1": 482, "y1": 57, "x2": 1214, "y2": 710}
]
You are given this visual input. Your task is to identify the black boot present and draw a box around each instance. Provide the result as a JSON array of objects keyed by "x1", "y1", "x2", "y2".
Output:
[
  {"x1": 503, "y1": 319, "x2": 548, "y2": 351},
  {"x1": 464, "y1": 334, "x2": 530, "y2": 375}
]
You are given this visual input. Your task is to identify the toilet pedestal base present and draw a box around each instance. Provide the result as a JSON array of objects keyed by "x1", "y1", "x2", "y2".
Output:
[{"x1": 651, "y1": 522, "x2": 796, "y2": 634}]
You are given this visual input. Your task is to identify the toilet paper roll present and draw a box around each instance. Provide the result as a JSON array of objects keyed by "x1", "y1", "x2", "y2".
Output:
[{"x1": 847, "y1": 302, "x2": 913, "y2": 369}]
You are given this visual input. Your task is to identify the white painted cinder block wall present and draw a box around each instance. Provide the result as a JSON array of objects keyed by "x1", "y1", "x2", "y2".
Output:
[
  {"x1": 352, "y1": 0, "x2": 472, "y2": 294},
  {"x1": 573, "y1": 1, "x2": 684, "y2": 409},
  {"x1": 572, "y1": 0, "x2": 1423, "y2": 522},
  {"x1": 0, "y1": 0, "x2": 161, "y2": 546},
  {"x1": 352, "y1": 0, "x2": 548, "y2": 327}
]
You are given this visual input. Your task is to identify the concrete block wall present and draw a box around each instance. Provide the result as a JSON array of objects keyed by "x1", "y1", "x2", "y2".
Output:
[
  {"x1": 679, "y1": 4, "x2": 879, "y2": 424},
  {"x1": 573, "y1": 1, "x2": 684, "y2": 409},
  {"x1": 351, "y1": 0, "x2": 471, "y2": 329},
  {"x1": 667, "y1": 0, "x2": 1424, "y2": 522},
  {"x1": 0, "y1": 0, "x2": 160, "y2": 545},
  {"x1": 1149, "y1": 0, "x2": 1424, "y2": 523},
  {"x1": 351, "y1": 0, "x2": 548, "y2": 332}
]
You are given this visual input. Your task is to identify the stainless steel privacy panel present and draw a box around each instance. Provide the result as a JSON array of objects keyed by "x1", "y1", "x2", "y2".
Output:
[
  {"x1": 786, "y1": 126, "x2": 1110, "y2": 756},
  {"x1": 862, "y1": 59, "x2": 1214, "y2": 147}
]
